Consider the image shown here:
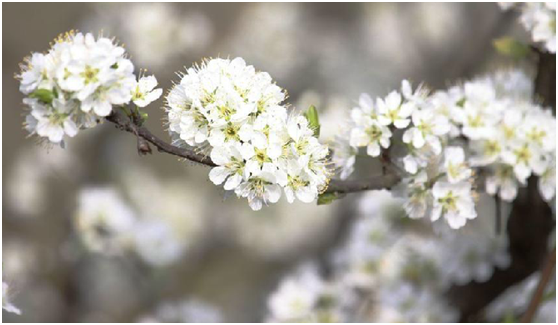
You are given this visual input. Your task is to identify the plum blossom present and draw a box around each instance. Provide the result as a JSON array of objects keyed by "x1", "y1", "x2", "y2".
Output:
[
  {"x1": 18, "y1": 31, "x2": 160, "y2": 145},
  {"x1": 432, "y1": 181, "x2": 477, "y2": 229},
  {"x1": 167, "y1": 58, "x2": 329, "y2": 210}
]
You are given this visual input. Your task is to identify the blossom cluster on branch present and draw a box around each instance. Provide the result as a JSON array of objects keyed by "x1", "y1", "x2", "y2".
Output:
[
  {"x1": 166, "y1": 58, "x2": 330, "y2": 210},
  {"x1": 500, "y1": 2, "x2": 556, "y2": 53},
  {"x1": 331, "y1": 69, "x2": 555, "y2": 229},
  {"x1": 265, "y1": 191, "x2": 515, "y2": 322},
  {"x1": 18, "y1": 31, "x2": 162, "y2": 146}
]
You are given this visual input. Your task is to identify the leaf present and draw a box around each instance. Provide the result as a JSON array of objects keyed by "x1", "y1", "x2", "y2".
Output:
[
  {"x1": 304, "y1": 105, "x2": 321, "y2": 137},
  {"x1": 493, "y1": 37, "x2": 531, "y2": 60},
  {"x1": 317, "y1": 192, "x2": 340, "y2": 205},
  {"x1": 502, "y1": 310, "x2": 517, "y2": 323},
  {"x1": 29, "y1": 89, "x2": 55, "y2": 104}
]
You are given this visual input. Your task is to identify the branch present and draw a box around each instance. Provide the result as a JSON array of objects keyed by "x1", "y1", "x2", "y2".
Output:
[
  {"x1": 521, "y1": 246, "x2": 556, "y2": 322},
  {"x1": 106, "y1": 108, "x2": 402, "y2": 195},
  {"x1": 105, "y1": 109, "x2": 216, "y2": 166},
  {"x1": 324, "y1": 173, "x2": 401, "y2": 194}
]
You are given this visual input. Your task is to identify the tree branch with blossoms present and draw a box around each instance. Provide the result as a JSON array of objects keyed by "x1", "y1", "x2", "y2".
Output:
[{"x1": 14, "y1": 3, "x2": 557, "y2": 320}]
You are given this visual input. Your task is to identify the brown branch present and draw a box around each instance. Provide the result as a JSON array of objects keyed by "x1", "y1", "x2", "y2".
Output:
[
  {"x1": 106, "y1": 108, "x2": 402, "y2": 195},
  {"x1": 324, "y1": 173, "x2": 400, "y2": 194},
  {"x1": 521, "y1": 247, "x2": 556, "y2": 322},
  {"x1": 105, "y1": 109, "x2": 216, "y2": 166}
]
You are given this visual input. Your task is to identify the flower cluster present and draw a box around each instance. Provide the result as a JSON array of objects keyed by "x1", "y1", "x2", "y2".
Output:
[
  {"x1": 166, "y1": 58, "x2": 330, "y2": 210},
  {"x1": 75, "y1": 169, "x2": 206, "y2": 267},
  {"x1": 266, "y1": 191, "x2": 517, "y2": 322},
  {"x1": 332, "y1": 69, "x2": 555, "y2": 229},
  {"x1": 500, "y1": 2, "x2": 556, "y2": 53},
  {"x1": 266, "y1": 263, "x2": 357, "y2": 322},
  {"x1": 18, "y1": 31, "x2": 162, "y2": 145}
]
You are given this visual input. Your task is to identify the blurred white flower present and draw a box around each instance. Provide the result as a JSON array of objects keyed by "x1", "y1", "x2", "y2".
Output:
[
  {"x1": 141, "y1": 298, "x2": 222, "y2": 323},
  {"x1": 75, "y1": 187, "x2": 136, "y2": 254},
  {"x1": 2, "y1": 281, "x2": 21, "y2": 315}
]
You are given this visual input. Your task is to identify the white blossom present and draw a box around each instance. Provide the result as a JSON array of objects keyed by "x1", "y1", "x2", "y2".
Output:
[
  {"x1": 18, "y1": 31, "x2": 157, "y2": 145},
  {"x1": 432, "y1": 181, "x2": 477, "y2": 229},
  {"x1": 166, "y1": 58, "x2": 329, "y2": 210},
  {"x1": 2, "y1": 281, "x2": 21, "y2": 315},
  {"x1": 443, "y1": 146, "x2": 472, "y2": 184},
  {"x1": 376, "y1": 90, "x2": 414, "y2": 128},
  {"x1": 131, "y1": 75, "x2": 163, "y2": 107},
  {"x1": 75, "y1": 187, "x2": 136, "y2": 254}
]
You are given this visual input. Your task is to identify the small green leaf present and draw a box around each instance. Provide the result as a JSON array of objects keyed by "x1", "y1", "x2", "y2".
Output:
[
  {"x1": 502, "y1": 310, "x2": 517, "y2": 323},
  {"x1": 456, "y1": 97, "x2": 466, "y2": 108},
  {"x1": 29, "y1": 89, "x2": 55, "y2": 104},
  {"x1": 318, "y1": 192, "x2": 340, "y2": 205},
  {"x1": 493, "y1": 37, "x2": 531, "y2": 60},
  {"x1": 304, "y1": 105, "x2": 321, "y2": 137}
]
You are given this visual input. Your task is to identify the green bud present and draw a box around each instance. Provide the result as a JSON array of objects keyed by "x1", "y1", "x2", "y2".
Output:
[
  {"x1": 304, "y1": 105, "x2": 321, "y2": 137},
  {"x1": 29, "y1": 89, "x2": 55, "y2": 104},
  {"x1": 493, "y1": 37, "x2": 531, "y2": 60},
  {"x1": 317, "y1": 192, "x2": 341, "y2": 205},
  {"x1": 141, "y1": 112, "x2": 149, "y2": 121}
]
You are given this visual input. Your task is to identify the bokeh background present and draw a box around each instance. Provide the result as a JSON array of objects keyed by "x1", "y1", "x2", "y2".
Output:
[{"x1": 2, "y1": 2, "x2": 546, "y2": 322}]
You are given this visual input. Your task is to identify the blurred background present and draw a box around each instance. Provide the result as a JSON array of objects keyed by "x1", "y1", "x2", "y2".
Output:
[{"x1": 2, "y1": 2, "x2": 546, "y2": 322}]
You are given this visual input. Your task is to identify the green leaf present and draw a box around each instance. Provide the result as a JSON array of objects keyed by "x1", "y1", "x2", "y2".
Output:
[
  {"x1": 318, "y1": 192, "x2": 340, "y2": 205},
  {"x1": 304, "y1": 105, "x2": 321, "y2": 137},
  {"x1": 493, "y1": 37, "x2": 531, "y2": 60},
  {"x1": 29, "y1": 89, "x2": 55, "y2": 104},
  {"x1": 502, "y1": 310, "x2": 517, "y2": 323}
]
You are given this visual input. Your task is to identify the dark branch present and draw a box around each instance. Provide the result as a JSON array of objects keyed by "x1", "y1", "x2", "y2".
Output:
[
  {"x1": 106, "y1": 108, "x2": 402, "y2": 195},
  {"x1": 325, "y1": 173, "x2": 401, "y2": 194},
  {"x1": 105, "y1": 109, "x2": 216, "y2": 166},
  {"x1": 521, "y1": 247, "x2": 556, "y2": 322}
]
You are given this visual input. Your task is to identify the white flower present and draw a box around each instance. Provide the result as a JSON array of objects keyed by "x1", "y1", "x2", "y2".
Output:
[
  {"x1": 25, "y1": 98, "x2": 79, "y2": 144},
  {"x1": 208, "y1": 144, "x2": 246, "y2": 191},
  {"x1": 520, "y1": 2, "x2": 556, "y2": 53},
  {"x1": 2, "y1": 281, "x2": 21, "y2": 315},
  {"x1": 349, "y1": 119, "x2": 391, "y2": 157},
  {"x1": 267, "y1": 263, "x2": 324, "y2": 322},
  {"x1": 235, "y1": 164, "x2": 283, "y2": 211},
  {"x1": 402, "y1": 108, "x2": 450, "y2": 154},
  {"x1": 141, "y1": 298, "x2": 222, "y2": 323},
  {"x1": 538, "y1": 157, "x2": 556, "y2": 202},
  {"x1": 443, "y1": 146, "x2": 472, "y2": 184},
  {"x1": 75, "y1": 187, "x2": 136, "y2": 253},
  {"x1": 282, "y1": 159, "x2": 317, "y2": 204},
  {"x1": 132, "y1": 75, "x2": 163, "y2": 107},
  {"x1": 376, "y1": 90, "x2": 414, "y2": 128},
  {"x1": 501, "y1": 141, "x2": 546, "y2": 182},
  {"x1": 486, "y1": 165, "x2": 520, "y2": 202},
  {"x1": 351, "y1": 93, "x2": 380, "y2": 122},
  {"x1": 132, "y1": 220, "x2": 186, "y2": 267},
  {"x1": 18, "y1": 31, "x2": 138, "y2": 144},
  {"x1": 432, "y1": 181, "x2": 477, "y2": 229},
  {"x1": 330, "y1": 132, "x2": 357, "y2": 180}
]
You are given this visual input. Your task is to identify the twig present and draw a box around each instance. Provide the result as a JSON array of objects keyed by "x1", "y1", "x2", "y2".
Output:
[
  {"x1": 520, "y1": 247, "x2": 556, "y2": 323},
  {"x1": 105, "y1": 109, "x2": 216, "y2": 166},
  {"x1": 106, "y1": 108, "x2": 402, "y2": 195}
]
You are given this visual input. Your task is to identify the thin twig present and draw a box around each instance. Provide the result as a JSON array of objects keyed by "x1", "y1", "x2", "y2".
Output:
[
  {"x1": 520, "y1": 247, "x2": 556, "y2": 323},
  {"x1": 105, "y1": 109, "x2": 216, "y2": 166},
  {"x1": 106, "y1": 108, "x2": 402, "y2": 195}
]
